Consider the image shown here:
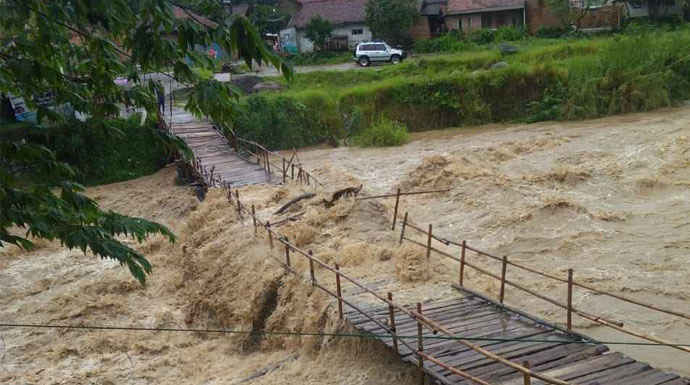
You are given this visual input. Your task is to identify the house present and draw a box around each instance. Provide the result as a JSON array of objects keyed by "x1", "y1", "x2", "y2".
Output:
[
  {"x1": 445, "y1": 0, "x2": 526, "y2": 33},
  {"x1": 524, "y1": 0, "x2": 624, "y2": 34},
  {"x1": 410, "y1": 0, "x2": 449, "y2": 39},
  {"x1": 281, "y1": 0, "x2": 371, "y2": 53}
]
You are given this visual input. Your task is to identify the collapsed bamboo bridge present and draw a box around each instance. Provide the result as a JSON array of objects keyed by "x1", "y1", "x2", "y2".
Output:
[{"x1": 164, "y1": 109, "x2": 690, "y2": 385}]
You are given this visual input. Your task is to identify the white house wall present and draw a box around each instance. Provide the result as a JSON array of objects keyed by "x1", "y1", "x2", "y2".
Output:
[{"x1": 292, "y1": 24, "x2": 372, "y2": 53}]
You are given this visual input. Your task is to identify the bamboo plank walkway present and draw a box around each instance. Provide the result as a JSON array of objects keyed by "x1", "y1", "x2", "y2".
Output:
[
  {"x1": 166, "y1": 107, "x2": 273, "y2": 187},
  {"x1": 341, "y1": 280, "x2": 689, "y2": 385}
]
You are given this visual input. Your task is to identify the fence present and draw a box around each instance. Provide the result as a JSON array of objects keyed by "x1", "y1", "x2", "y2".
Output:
[
  {"x1": 395, "y1": 210, "x2": 690, "y2": 356},
  {"x1": 220, "y1": 181, "x2": 588, "y2": 385}
]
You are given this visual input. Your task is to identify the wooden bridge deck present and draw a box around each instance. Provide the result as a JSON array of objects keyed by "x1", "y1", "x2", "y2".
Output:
[
  {"x1": 342, "y1": 281, "x2": 689, "y2": 385},
  {"x1": 167, "y1": 108, "x2": 273, "y2": 187}
]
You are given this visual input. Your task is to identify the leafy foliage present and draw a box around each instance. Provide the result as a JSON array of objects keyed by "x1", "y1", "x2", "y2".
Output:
[
  {"x1": 250, "y1": 4, "x2": 290, "y2": 34},
  {"x1": 353, "y1": 116, "x2": 409, "y2": 147},
  {"x1": 365, "y1": 0, "x2": 419, "y2": 46},
  {"x1": 304, "y1": 16, "x2": 334, "y2": 51},
  {"x1": 0, "y1": 0, "x2": 290, "y2": 283}
]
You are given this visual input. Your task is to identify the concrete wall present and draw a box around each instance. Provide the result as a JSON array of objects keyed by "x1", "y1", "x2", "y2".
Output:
[{"x1": 526, "y1": 0, "x2": 562, "y2": 33}]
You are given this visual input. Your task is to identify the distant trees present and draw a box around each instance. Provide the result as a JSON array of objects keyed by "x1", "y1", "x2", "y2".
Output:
[
  {"x1": 305, "y1": 16, "x2": 333, "y2": 50},
  {"x1": 365, "y1": 0, "x2": 419, "y2": 46}
]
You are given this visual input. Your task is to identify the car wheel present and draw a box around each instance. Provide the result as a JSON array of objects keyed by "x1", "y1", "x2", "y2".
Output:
[
  {"x1": 358, "y1": 56, "x2": 370, "y2": 67},
  {"x1": 390, "y1": 55, "x2": 401, "y2": 64}
]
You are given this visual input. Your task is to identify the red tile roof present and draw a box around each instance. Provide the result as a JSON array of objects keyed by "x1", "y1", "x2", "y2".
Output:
[
  {"x1": 446, "y1": 0, "x2": 524, "y2": 14},
  {"x1": 172, "y1": 6, "x2": 218, "y2": 28},
  {"x1": 289, "y1": 0, "x2": 368, "y2": 28}
]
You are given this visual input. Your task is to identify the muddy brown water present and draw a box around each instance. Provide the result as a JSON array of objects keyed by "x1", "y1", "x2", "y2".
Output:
[{"x1": 297, "y1": 106, "x2": 690, "y2": 376}]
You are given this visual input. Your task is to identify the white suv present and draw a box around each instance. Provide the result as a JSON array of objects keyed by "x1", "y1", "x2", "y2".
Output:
[{"x1": 353, "y1": 42, "x2": 405, "y2": 67}]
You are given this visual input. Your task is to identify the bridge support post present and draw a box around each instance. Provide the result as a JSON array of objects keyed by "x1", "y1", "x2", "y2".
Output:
[
  {"x1": 399, "y1": 212, "x2": 408, "y2": 245},
  {"x1": 291, "y1": 163, "x2": 295, "y2": 180},
  {"x1": 336, "y1": 264, "x2": 343, "y2": 319},
  {"x1": 235, "y1": 190, "x2": 242, "y2": 219},
  {"x1": 308, "y1": 250, "x2": 315, "y2": 286},
  {"x1": 282, "y1": 158, "x2": 286, "y2": 184},
  {"x1": 426, "y1": 224, "x2": 433, "y2": 260},
  {"x1": 522, "y1": 361, "x2": 532, "y2": 385},
  {"x1": 417, "y1": 302, "x2": 425, "y2": 385},
  {"x1": 567, "y1": 269, "x2": 573, "y2": 330},
  {"x1": 267, "y1": 222, "x2": 273, "y2": 250},
  {"x1": 388, "y1": 292, "x2": 398, "y2": 353},
  {"x1": 284, "y1": 237, "x2": 291, "y2": 267},
  {"x1": 459, "y1": 240, "x2": 466, "y2": 286},
  {"x1": 392, "y1": 188, "x2": 401, "y2": 230},
  {"x1": 251, "y1": 205, "x2": 257, "y2": 235},
  {"x1": 500, "y1": 256, "x2": 508, "y2": 303}
]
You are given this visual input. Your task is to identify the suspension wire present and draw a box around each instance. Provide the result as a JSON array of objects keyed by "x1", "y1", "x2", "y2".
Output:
[{"x1": 1, "y1": 322, "x2": 689, "y2": 348}]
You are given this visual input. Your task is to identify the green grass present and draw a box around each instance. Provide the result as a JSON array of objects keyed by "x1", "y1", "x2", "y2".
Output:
[
  {"x1": 285, "y1": 51, "x2": 353, "y2": 66},
  {"x1": 232, "y1": 26, "x2": 690, "y2": 150}
]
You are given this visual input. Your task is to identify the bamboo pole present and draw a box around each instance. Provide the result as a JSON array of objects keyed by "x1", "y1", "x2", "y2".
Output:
[
  {"x1": 336, "y1": 264, "x2": 343, "y2": 319},
  {"x1": 252, "y1": 205, "x2": 257, "y2": 235},
  {"x1": 291, "y1": 163, "x2": 295, "y2": 180},
  {"x1": 284, "y1": 237, "x2": 291, "y2": 267},
  {"x1": 356, "y1": 188, "x2": 451, "y2": 201},
  {"x1": 567, "y1": 269, "x2": 573, "y2": 331},
  {"x1": 460, "y1": 240, "x2": 466, "y2": 286},
  {"x1": 388, "y1": 292, "x2": 398, "y2": 354},
  {"x1": 523, "y1": 361, "x2": 532, "y2": 385},
  {"x1": 417, "y1": 302, "x2": 424, "y2": 385},
  {"x1": 235, "y1": 190, "x2": 241, "y2": 218},
  {"x1": 426, "y1": 224, "x2": 433, "y2": 260},
  {"x1": 399, "y1": 212, "x2": 408, "y2": 245},
  {"x1": 392, "y1": 188, "x2": 401, "y2": 230},
  {"x1": 267, "y1": 222, "x2": 273, "y2": 250},
  {"x1": 308, "y1": 250, "x2": 315, "y2": 286},
  {"x1": 282, "y1": 158, "x2": 286, "y2": 184},
  {"x1": 500, "y1": 256, "x2": 508, "y2": 304}
]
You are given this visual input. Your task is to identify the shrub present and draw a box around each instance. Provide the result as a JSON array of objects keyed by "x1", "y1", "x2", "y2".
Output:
[
  {"x1": 469, "y1": 28, "x2": 495, "y2": 44},
  {"x1": 354, "y1": 116, "x2": 409, "y2": 147},
  {"x1": 536, "y1": 26, "x2": 569, "y2": 38},
  {"x1": 413, "y1": 33, "x2": 471, "y2": 53},
  {"x1": 495, "y1": 26, "x2": 526, "y2": 42}
]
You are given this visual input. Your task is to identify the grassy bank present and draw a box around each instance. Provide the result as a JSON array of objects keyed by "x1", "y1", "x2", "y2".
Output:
[{"x1": 232, "y1": 27, "x2": 690, "y2": 149}]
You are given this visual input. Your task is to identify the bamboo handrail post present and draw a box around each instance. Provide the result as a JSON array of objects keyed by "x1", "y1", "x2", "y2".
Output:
[
  {"x1": 282, "y1": 158, "x2": 286, "y2": 184},
  {"x1": 392, "y1": 188, "x2": 401, "y2": 230},
  {"x1": 417, "y1": 302, "x2": 424, "y2": 385},
  {"x1": 500, "y1": 256, "x2": 508, "y2": 304},
  {"x1": 567, "y1": 269, "x2": 573, "y2": 331},
  {"x1": 459, "y1": 240, "x2": 467, "y2": 286},
  {"x1": 251, "y1": 205, "x2": 257, "y2": 235},
  {"x1": 426, "y1": 224, "x2": 433, "y2": 260},
  {"x1": 267, "y1": 222, "x2": 274, "y2": 250},
  {"x1": 335, "y1": 264, "x2": 343, "y2": 319},
  {"x1": 399, "y1": 212, "x2": 408, "y2": 245},
  {"x1": 284, "y1": 237, "x2": 291, "y2": 267},
  {"x1": 388, "y1": 292, "x2": 399, "y2": 353},
  {"x1": 308, "y1": 250, "x2": 315, "y2": 286},
  {"x1": 523, "y1": 361, "x2": 532, "y2": 385},
  {"x1": 235, "y1": 190, "x2": 241, "y2": 219},
  {"x1": 291, "y1": 163, "x2": 295, "y2": 180}
]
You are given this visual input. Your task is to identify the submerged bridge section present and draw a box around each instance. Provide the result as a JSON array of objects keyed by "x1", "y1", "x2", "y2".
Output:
[{"x1": 342, "y1": 281, "x2": 688, "y2": 385}]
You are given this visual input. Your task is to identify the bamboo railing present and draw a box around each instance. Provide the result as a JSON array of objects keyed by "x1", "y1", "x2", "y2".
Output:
[{"x1": 395, "y1": 211, "x2": 690, "y2": 355}]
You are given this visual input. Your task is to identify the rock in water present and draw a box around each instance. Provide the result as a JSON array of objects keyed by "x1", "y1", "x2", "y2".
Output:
[{"x1": 491, "y1": 61, "x2": 509, "y2": 70}]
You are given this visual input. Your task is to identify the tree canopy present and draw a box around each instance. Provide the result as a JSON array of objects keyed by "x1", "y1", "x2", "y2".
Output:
[
  {"x1": 0, "y1": 0, "x2": 291, "y2": 284},
  {"x1": 365, "y1": 0, "x2": 419, "y2": 46},
  {"x1": 304, "y1": 16, "x2": 333, "y2": 51}
]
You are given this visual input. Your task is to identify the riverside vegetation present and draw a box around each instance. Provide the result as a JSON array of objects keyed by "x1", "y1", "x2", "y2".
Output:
[{"x1": 231, "y1": 26, "x2": 690, "y2": 149}]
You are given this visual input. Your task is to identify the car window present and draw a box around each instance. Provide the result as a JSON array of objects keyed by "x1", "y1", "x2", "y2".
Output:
[
  {"x1": 374, "y1": 44, "x2": 386, "y2": 51},
  {"x1": 359, "y1": 44, "x2": 372, "y2": 51}
]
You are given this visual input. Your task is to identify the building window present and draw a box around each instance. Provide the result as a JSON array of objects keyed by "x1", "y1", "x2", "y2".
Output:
[
  {"x1": 481, "y1": 14, "x2": 493, "y2": 28},
  {"x1": 352, "y1": 28, "x2": 363, "y2": 35}
]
